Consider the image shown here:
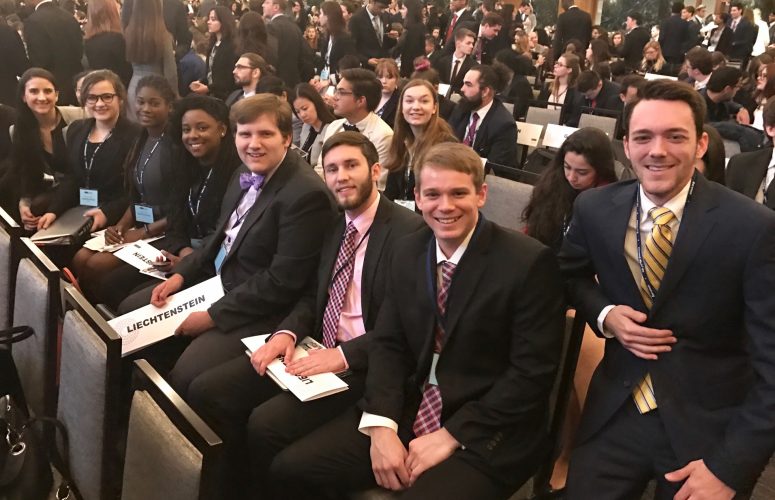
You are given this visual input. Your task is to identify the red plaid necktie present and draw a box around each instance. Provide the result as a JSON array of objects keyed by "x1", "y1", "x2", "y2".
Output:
[
  {"x1": 321, "y1": 222, "x2": 359, "y2": 348},
  {"x1": 463, "y1": 112, "x2": 479, "y2": 147},
  {"x1": 412, "y1": 260, "x2": 456, "y2": 437}
]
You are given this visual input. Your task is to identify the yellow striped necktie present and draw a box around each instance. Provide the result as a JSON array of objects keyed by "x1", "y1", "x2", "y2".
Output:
[{"x1": 633, "y1": 206, "x2": 675, "y2": 414}]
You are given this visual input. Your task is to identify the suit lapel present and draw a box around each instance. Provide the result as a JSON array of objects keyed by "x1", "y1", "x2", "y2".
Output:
[
  {"x1": 360, "y1": 198, "x2": 392, "y2": 324},
  {"x1": 605, "y1": 182, "x2": 645, "y2": 306},
  {"x1": 742, "y1": 149, "x2": 770, "y2": 199},
  {"x1": 650, "y1": 175, "x2": 718, "y2": 315}
]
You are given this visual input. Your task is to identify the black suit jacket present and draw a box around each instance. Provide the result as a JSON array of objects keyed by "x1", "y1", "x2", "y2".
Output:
[
  {"x1": 268, "y1": 15, "x2": 313, "y2": 88},
  {"x1": 360, "y1": 218, "x2": 565, "y2": 484},
  {"x1": 0, "y1": 24, "x2": 28, "y2": 108},
  {"x1": 711, "y1": 26, "x2": 733, "y2": 56},
  {"x1": 480, "y1": 34, "x2": 509, "y2": 66},
  {"x1": 552, "y1": 6, "x2": 592, "y2": 60},
  {"x1": 730, "y1": 17, "x2": 757, "y2": 62},
  {"x1": 202, "y1": 39, "x2": 239, "y2": 100},
  {"x1": 274, "y1": 196, "x2": 424, "y2": 372},
  {"x1": 23, "y1": 2, "x2": 83, "y2": 105},
  {"x1": 559, "y1": 176, "x2": 775, "y2": 492},
  {"x1": 174, "y1": 149, "x2": 336, "y2": 335},
  {"x1": 348, "y1": 7, "x2": 397, "y2": 68},
  {"x1": 659, "y1": 14, "x2": 690, "y2": 62},
  {"x1": 434, "y1": 54, "x2": 475, "y2": 94},
  {"x1": 449, "y1": 99, "x2": 518, "y2": 167},
  {"x1": 394, "y1": 23, "x2": 426, "y2": 78},
  {"x1": 441, "y1": 9, "x2": 476, "y2": 52},
  {"x1": 321, "y1": 33, "x2": 357, "y2": 75},
  {"x1": 565, "y1": 80, "x2": 622, "y2": 128},
  {"x1": 725, "y1": 147, "x2": 770, "y2": 201},
  {"x1": 619, "y1": 26, "x2": 650, "y2": 70}
]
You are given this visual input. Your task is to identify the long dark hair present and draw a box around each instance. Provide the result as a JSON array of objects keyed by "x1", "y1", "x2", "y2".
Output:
[
  {"x1": 13, "y1": 68, "x2": 58, "y2": 198},
  {"x1": 293, "y1": 82, "x2": 336, "y2": 124},
  {"x1": 320, "y1": 1, "x2": 346, "y2": 37},
  {"x1": 403, "y1": 0, "x2": 423, "y2": 27},
  {"x1": 523, "y1": 128, "x2": 618, "y2": 248},
  {"x1": 236, "y1": 11, "x2": 270, "y2": 58},
  {"x1": 208, "y1": 6, "x2": 236, "y2": 48}
]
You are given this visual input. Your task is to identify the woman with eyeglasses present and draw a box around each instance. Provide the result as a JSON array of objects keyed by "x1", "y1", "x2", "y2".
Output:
[
  {"x1": 537, "y1": 52, "x2": 580, "y2": 111},
  {"x1": 70, "y1": 75, "x2": 181, "y2": 299},
  {"x1": 639, "y1": 41, "x2": 670, "y2": 75},
  {"x1": 11, "y1": 68, "x2": 85, "y2": 232},
  {"x1": 293, "y1": 82, "x2": 335, "y2": 167},
  {"x1": 41, "y1": 70, "x2": 140, "y2": 236},
  {"x1": 101, "y1": 95, "x2": 241, "y2": 309},
  {"x1": 383, "y1": 79, "x2": 457, "y2": 207}
]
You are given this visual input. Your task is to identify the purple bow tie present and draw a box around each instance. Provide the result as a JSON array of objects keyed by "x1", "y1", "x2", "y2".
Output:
[{"x1": 239, "y1": 172, "x2": 266, "y2": 191}]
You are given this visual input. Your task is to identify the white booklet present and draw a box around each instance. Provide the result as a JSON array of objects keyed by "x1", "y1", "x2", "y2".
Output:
[
  {"x1": 83, "y1": 229, "x2": 162, "y2": 253},
  {"x1": 242, "y1": 334, "x2": 349, "y2": 402},
  {"x1": 108, "y1": 276, "x2": 225, "y2": 356},
  {"x1": 114, "y1": 240, "x2": 167, "y2": 280}
]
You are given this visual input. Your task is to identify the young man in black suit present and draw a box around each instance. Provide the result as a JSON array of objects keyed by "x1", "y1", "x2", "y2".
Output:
[
  {"x1": 265, "y1": 142, "x2": 564, "y2": 499},
  {"x1": 348, "y1": 0, "x2": 398, "y2": 69},
  {"x1": 448, "y1": 64, "x2": 518, "y2": 168},
  {"x1": 184, "y1": 132, "x2": 424, "y2": 498},
  {"x1": 561, "y1": 79, "x2": 775, "y2": 499},
  {"x1": 729, "y1": 2, "x2": 757, "y2": 66},
  {"x1": 120, "y1": 94, "x2": 336, "y2": 396},
  {"x1": 565, "y1": 70, "x2": 622, "y2": 127},
  {"x1": 618, "y1": 12, "x2": 650, "y2": 71},
  {"x1": 23, "y1": 0, "x2": 84, "y2": 105},
  {"x1": 659, "y1": 2, "x2": 690, "y2": 65},
  {"x1": 441, "y1": 0, "x2": 475, "y2": 52},
  {"x1": 225, "y1": 53, "x2": 263, "y2": 108},
  {"x1": 551, "y1": 0, "x2": 592, "y2": 61},
  {"x1": 434, "y1": 28, "x2": 476, "y2": 96},
  {"x1": 263, "y1": 0, "x2": 313, "y2": 87},
  {"x1": 726, "y1": 98, "x2": 775, "y2": 208},
  {"x1": 476, "y1": 13, "x2": 507, "y2": 65}
]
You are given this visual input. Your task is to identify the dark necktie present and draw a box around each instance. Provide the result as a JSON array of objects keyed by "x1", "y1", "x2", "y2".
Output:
[
  {"x1": 343, "y1": 122, "x2": 359, "y2": 132},
  {"x1": 450, "y1": 59, "x2": 461, "y2": 83},
  {"x1": 301, "y1": 128, "x2": 318, "y2": 155},
  {"x1": 413, "y1": 260, "x2": 456, "y2": 437},
  {"x1": 320, "y1": 222, "x2": 359, "y2": 348},
  {"x1": 463, "y1": 112, "x2": 479, "y2": 147}
]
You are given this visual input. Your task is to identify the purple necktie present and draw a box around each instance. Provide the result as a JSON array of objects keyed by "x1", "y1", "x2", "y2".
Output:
[
  {"x1": 239, "y1": 172, "x2": 265, "y2": 191},
  {"x1": 463, "y1": 112, "x2": 479, "y2": 147},
  {"x1": 412, "y1": 260, "x2": 456, "y2": 437}
]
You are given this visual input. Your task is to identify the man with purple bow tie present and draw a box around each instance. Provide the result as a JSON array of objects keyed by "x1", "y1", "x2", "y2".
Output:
[{"x1": 123, "y1": 94, "x2": 336, "y2": 399}]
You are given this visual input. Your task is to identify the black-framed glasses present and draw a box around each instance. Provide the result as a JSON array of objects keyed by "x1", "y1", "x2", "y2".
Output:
[
  {"x1": 85, "y1": 93, "x2": 117, "y2": 105},
  {"x1": 234, "y1": 64, "x2": 255, "y2": 70}
]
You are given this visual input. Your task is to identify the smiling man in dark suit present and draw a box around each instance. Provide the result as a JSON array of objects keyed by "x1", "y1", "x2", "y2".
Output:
[
  {"x1": 448, "y1": 64, "x2": 517, "y2": 168},
  {"x1": 561, "y1": 80, "x2": 775, "y2": 499},
  {"x1": 127, "y1": 94, "x2": 336, "y2": 398},
  {"x1": 263, "y1": 142, "x2": 564, "y2": 499}
]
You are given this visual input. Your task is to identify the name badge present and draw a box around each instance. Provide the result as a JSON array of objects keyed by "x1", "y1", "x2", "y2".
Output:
[
  {"x1": 395, "y1": 199, "x2": 416, "y2": 212},
  {"x1": 79, "y1": 188, "x2": 99, "y2": 207},
  {"x1": 214, "y1": 244, "x2": 227, "y2": 274},
  {"x1": 429, "y1": 352, "x2": 440, "y2": 386},
  {"x1": 320, "y1": 67, "x2": 330, "y2": 80},
  {"x1": 190, "y1": 238, "x2": 204, "y2": 250},
  {"x1": 134, "y1": 204, "x2": 155, "y2": 224}
]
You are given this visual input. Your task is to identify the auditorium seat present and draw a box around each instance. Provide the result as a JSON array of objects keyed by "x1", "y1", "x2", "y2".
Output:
[
  {"x1": 0, "y1": 206, "x2": 21, "y2": 328},
  {"x1": 526, "y1": 106, "x2": 561, "y2": 128},
  {"x1": 121, "y1": 360, "x2": 223, "y2": 500},
  {"x1": 578, "y1": 113, "x2": 617, "y2": 139},
  {"x1": 12, "y1": 237, "x2": 60, "y2": 418},
  {"x1": 481, "y1": 174, "x2": 533, "y2": 232},
  {"x1": 57, "y1": 285, "x2": 123, "y2": 500}
]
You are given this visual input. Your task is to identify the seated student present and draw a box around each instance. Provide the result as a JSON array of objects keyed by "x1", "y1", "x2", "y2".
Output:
[
  {"x1": 684, "y1": 46, "x2": 713, "y2": 90},
  {"x1": 118, "y1": 94, "x2": 336, "y2": 396},
  {"x1": 37, "y1": 70, "x2": 139, "y2": 233},
  {"x1": 98, "y1": 95, "x2": 242, "y2": 310},
  {"x1": 292, "y1": 82, "x2": 336, "y2": 167},
  {"x1": 565, "y1": 70, "x2": 622, "y2": 127},
  {"x1": 448, "y1": 64, "x2": 518, "y2": 168},
  {"x1": 703, "y1": 66, "x2": 765, "y2": 152},
  {"x1": 319, "y1": 68, "x2": 393, "y2": 188},
  {"x1": 619, "y1": 74, "x2": 646, "y2": 106},
  {"x1": 383, "y1": 79, "x2": 458, "y2": 207},
  {"x1": 494, "y1": 52, "x2": 534, "y2": 121},
  {"x1": 225, "y1": 52, "x2": 269, "y2": 108},
  {"x1": 523, "y1": 127, "x2": 618, "y2": 253},
  {"x1": 697, "y1": 123, "x2": 726, "y2": 184},
  {"x1": 187, "y1": 131, "x2": 424, "y2": 498},
  {"x1": 410, "y1": 66, "x2": 456, "y2": 120},
  {"x1": 265, "y1": 142, "x2": 565, "y2": 499},
  {"x1": 537, "y1": 52, "x2": 580, "y2": 117},
  {"x1": 70, "y1": 75, "x2": 179, "y2": 299},
  {"x1": 433, "y1": 28, "x2": 476, "y2": 96},
  {"x1": 375, "y1": 58, "x2": 401, "y2": 129},
  {"x1": 12, "y1": 68, "x2": 84, "y2": 232},
  {"x1": 727, "y1": 97, "x2": 775, "y2": 207}
]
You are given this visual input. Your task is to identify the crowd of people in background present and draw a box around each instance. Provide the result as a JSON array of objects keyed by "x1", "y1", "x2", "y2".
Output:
[{"x1": 1, "y1": 0, "x2": 775, "y2": 498}]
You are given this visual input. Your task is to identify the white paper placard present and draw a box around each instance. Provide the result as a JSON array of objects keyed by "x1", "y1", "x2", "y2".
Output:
[
  {"x1": 109, "y1": 276, "x2": 225, "y2": 356},
  {"x1": 114, "y1": 240, "x2": 165, "y2": 271}
]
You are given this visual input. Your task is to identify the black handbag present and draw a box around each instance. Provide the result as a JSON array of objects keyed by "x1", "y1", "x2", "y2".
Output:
[{"x1": 0, "y1": 326, "x2": 73, "y2": 500}]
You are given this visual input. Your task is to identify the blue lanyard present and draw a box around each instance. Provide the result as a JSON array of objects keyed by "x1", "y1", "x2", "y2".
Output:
[{"x1": 634, "y1": 173, "x2": 696, "y2": 302}]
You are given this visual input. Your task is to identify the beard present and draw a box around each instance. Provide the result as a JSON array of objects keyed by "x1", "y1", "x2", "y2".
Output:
[
  {"x1": 337, "y1": 175, "x2": 374, "y2": 211},
  {"x1": 459, "y1": 91, "x2": 483, "y2": 113}
]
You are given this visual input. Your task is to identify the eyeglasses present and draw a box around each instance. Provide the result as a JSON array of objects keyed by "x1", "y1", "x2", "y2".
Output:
[
  {"x1": 334, "y1": 88, "x2": 354, "y2": 97},
  {"x1": 85, "y1": 93, "x2": 117, "y2": 105},
  {"x1": 234, "y1": 64, "x2": 255, "y2": 70}
]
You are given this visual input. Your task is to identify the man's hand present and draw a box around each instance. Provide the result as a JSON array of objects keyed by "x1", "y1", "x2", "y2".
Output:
[
  {"x1": 250, "y1": 333, "x2": 295, "y2": 376},
  {"x1": 405, "y1": 427, "x2": 459, "y2": 486},
  {"x1": 19, "y1": 205, "x2": 40, "y2": 231},
  {"x1": 84, "y1": 207, "x2": 108, "y2": 231},
  {"x1": 736, "y1": 107, "x2": 751, "y2": 125},
  {"x1": 174, "y1": 311, "x2": 215, "y2": 337},
  {"x1": 285, "y1": 347, "x2": 346, "y2": 376},
  {"x1": 150, "y1": 273, "x2": 184, "y2": 307},
  {"x1": 367, "y1": 57, "x2": 380, "y2": 67},
  {"x1": 665, "y1": 459, "x2": 735, "y2": 500},
  {"x1": 603, "y1": 305, "x2": 676, "y2": 360},
  {"x1": 189, "y1": 81, "x2": 209, "y2": 95},
  {"x1": 369, "y1": 427, "x2": 410, "y2": 491},
  {"x1": 37, "y1": 212, "x2": 57, "y2": 230}
]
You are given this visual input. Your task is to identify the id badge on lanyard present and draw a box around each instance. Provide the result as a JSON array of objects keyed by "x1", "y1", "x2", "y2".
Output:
[{"x1": 80, "y1": 188, "x2": 99, "y2": 207}]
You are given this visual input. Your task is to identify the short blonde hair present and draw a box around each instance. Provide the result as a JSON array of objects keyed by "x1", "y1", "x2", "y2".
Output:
[{"x1": 415, "y1": 143, "x2": 484, "y2": 190}]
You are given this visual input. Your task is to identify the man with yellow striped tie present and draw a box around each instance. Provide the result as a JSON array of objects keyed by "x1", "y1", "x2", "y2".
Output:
[{"x1": 560, "y1": 79, "x2": 775, "y2": 500}]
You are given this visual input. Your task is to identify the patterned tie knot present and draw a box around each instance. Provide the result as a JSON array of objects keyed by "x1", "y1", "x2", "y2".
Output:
[
  {"x1": 440, "y1": 261, "x2": 456, "y2": 282},
  {"x1": 649, "y1": 207, "x2": 675, "y2": 227},
  {"x1": 344, "y1": 221, "x2": 358, "y2": 240}
]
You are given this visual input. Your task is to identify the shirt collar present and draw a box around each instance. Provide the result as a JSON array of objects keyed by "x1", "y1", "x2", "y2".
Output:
[
  {"x1": 453, "y1": 7, "x2": 467, "y2": 17},
  {"x1": 638, "y1": 176, "x2": 693, "y2": 224},
  {"x1": 473, "y1": 99, "x2": 494, "y2": 120},
  {"x1": 345, "y1": 192, "x2": 380, "y2": 235},
  {"x1": 768, "y1": 147, "x2": 775, "y2": 169},
  {"x1": 435, "y1": 222, "x2": 476, "y2": 265}
]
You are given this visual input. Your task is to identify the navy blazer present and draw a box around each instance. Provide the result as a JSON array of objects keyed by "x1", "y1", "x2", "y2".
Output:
[
  {"x1": 559, "y1": 175, "x2": 775, "y2": 492},
  {"x1": 448, "y1": 99, "x2": 518, "y2": 168}
]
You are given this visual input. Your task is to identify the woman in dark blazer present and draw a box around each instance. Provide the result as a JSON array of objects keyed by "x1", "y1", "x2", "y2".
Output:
[
  {"x1": 317, "y1": 1, "x2": 356, "y2": 77},
  {"x1": 83, "y1": 0, "x2": 133, "y2": 87},
  {"x1": 375, "y1": 59, "x2": 401, "y2": 128},
  {"x1": 190, "y1": 6, "x2": 239, "y2": 100},
  {"x1": 394, "y1": 0, "x2": 426, "y2": 78}
]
